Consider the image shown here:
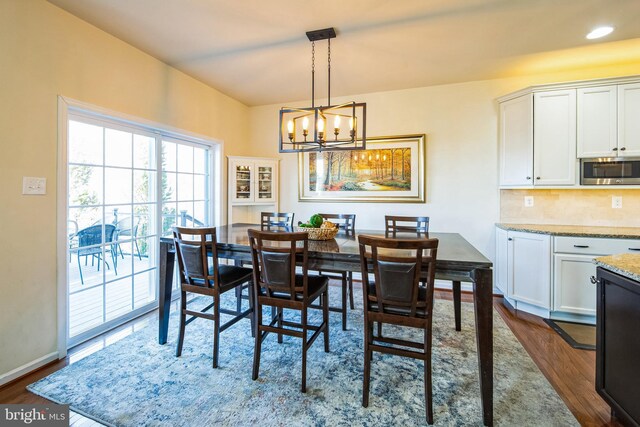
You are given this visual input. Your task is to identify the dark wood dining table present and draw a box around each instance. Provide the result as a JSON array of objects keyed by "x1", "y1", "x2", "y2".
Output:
[{"x1": 158, "y1": 223, "x2": 494, "y2": 426}]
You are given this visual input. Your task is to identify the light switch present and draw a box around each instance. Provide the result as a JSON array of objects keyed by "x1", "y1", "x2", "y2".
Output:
[
  {"x1": 22, "y1": 177, "x2": 47, "y2": 195},
  {"x1": 612, "y1": 196, "x2": 622, "y2": 209},
  {"x1": 524, "y1": 196, "x2": 534, "y2": 207}
]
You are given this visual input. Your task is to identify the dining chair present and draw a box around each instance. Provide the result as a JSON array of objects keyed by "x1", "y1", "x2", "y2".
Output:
[
  {"x1": 172, "y1": 226, "x2": 254, "y2": 368},
  {"x1": 73, "y1": 224, "x2": 118, "y2": 285},
  {"x1": 358, "y1": 234, "x2": 439, "y2": 424},
  {"x1": 260, "y1": 212, "x2": 295, "y2": 230},
  {"x1": 248, "y1": 229, "x2": 330, "y2": 392},
  {"x1": 384, "y1": 215, "x2": 462, "y2": 331},
  {"x1": 316, "y1": 213, "x2": 356, "y2": 330},
  {"x1": 115, "y1": 216, "x2": 142, "y2": 261}
]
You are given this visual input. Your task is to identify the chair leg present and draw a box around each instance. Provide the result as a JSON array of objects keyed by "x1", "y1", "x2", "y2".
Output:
[
  {"x1": 424, "y1": 327, "x2": 434, "y2": 424},
  {"x1": 452, "y1": 280, "x2": 461, "y2": 331},
  {"x1": 212, "y1": 294, "x2": 220, "y2": 368},
  {"x1": 249, "y1": 283, "x2": 256, "y2": 338},
  {"x1": 363, "y1": 320, "x2": 372, "y2": 407},
  {"x1": 301, "y1": 306, "x2": 308, "y2": 393},
  {"x1": 176, "y1": 291, "x2": 187, "y2": 357},
  {"x1": 348, "y1": 271, "x2": 355, "y2": 310},
  {"x1": 341, "y1": 273, "x2": 347, "y2": 331},
  {"x1": 252, "y1": 302, "x2": 263, "y2": 381},
  {"x1": 134, "y1": 239, "x2": 142, "y2": 260},
  {"x1": 77, "y1": 254, "x2": 84, "y2": 285},
  {"x1": 277, "y1": 307, "x2": 283, "y2": 344},
  {"x1": 235, "y1": 285, "x2": 242, "y2": 313},
  {"x1": 323, "y1": 290, "x2": 330, "y2": 352},
  {"x1": 110, "y1": 246, "x2": 118, "y2": 275}
]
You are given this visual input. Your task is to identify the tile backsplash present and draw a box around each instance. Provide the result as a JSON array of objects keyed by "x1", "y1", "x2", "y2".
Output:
[{"x1": 500, "y1": 189, "x2": 640, "y2": 227}]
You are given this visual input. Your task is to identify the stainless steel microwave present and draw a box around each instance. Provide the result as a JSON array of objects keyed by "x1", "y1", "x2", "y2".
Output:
[{"x1": 581, "y1": 158, "x2": 640, "y2": 185}]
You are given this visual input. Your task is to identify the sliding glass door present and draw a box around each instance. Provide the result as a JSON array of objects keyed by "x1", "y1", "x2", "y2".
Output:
[{"x1": 66, "y1": 113, "x2": 213, "y2": 347}]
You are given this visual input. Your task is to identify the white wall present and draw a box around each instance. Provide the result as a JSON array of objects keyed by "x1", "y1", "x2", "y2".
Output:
[{"x1": 0, "y1": 0, "x2": 249, "y2": 382}]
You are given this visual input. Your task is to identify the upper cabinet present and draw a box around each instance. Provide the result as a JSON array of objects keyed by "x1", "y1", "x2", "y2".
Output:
[
  {"x1": 499, "y1": 75, "x2": 640, "y2": 188},
  {"x1": 577, "y1": 83, "x2": 640, "y2": 158},
  {"x1": 228, "y1": 156, "x2": 278, "y2": 204},
  {"x1": 533, "y1": 90, "x2": 576, "y2": 186},
  {"x1": 618, "y1": 83, "x2": 640, "y2": 157},
  {"x1": 499, "y1": 90, "x2": 576, "y2": 187},
  {"x1": 499, "y1": 94, "x2": 533, "y2": 186}
]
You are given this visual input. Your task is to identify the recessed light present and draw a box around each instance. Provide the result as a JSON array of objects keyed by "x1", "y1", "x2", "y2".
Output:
[{"x1": 586, "y1": 26, "x2": 614, "y2": 40}]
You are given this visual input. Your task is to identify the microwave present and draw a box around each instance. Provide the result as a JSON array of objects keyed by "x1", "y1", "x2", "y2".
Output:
[{"x1": 581, "y1": 157, "x2": 640, "y2": 185}]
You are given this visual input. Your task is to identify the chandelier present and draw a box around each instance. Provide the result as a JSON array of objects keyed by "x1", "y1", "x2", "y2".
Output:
[{"x1": 279, "y1": 28, "x2": 367, "y2": 153}]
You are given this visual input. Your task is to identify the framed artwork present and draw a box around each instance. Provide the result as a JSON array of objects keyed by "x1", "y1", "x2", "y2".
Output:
[{"x1": 298, "y1": 134, "x2": 426, "y2": 203}]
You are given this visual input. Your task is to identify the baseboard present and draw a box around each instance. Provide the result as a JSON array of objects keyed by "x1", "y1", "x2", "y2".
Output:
[{"x1": 0, "y1": 352, "x2": 59, "y2": 387}]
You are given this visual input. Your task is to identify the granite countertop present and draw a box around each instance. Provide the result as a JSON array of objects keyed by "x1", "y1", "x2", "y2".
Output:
[
  {"x1": 595, "y1": 254, "x2": 640, "y2": 282},
  {"x1": 496, "y1": 223, "x2": 640, "y2": 239}
]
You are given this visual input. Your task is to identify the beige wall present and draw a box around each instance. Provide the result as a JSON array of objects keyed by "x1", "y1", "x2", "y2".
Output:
[
  {"x1": 500, "y1": 189, "x2": 640, "y2": 226},
  {"x1": 247, "y1": 67, "x2": 640, "y2": 276},
  {"x1": 0, "y1": 0, "x2": 249, "y2": 378}
]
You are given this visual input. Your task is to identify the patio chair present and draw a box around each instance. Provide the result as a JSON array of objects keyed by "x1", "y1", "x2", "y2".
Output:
[
  {"x1": 115, "y1": 216, "x2": 142, "y2": 260},
  {"x1": 74, "y1": 224, "x2": 118, "y2": 285}
]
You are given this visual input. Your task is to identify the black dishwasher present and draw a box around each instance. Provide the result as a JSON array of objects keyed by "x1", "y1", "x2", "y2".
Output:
[{"x1": 596, "y1": 267, "x2": 640, "y2": 427}]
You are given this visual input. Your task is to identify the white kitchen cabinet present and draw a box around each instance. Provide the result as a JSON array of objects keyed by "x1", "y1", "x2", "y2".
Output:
[
  {"x1": 228, "y1": 156, "x2": 278, "y2": 224},
  {"x1": 533, "y1": 90, "x2": 577, "y2": 186},
  {"x1": 577, "y1": 86, "x2": 617, "y2": 158},
  {"x1": 495, "y1": 227, "x2": 509, "y2": 297},
  {"x1": 553, "y1": 253, "x2": 598, "y2": 316},
  {"x1": 508, "y1": 231, "x2": 551, "y2": 309},
  {"x1": 499, "y1": 94, "x2": 533, "y2": 187},
  {"x1": 618, "y1": 82, "x2": 640, "y2": 157}
]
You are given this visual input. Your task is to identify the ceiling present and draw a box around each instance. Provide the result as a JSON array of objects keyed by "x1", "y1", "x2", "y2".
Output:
[{"x1": 48, "y1": 0, "x2": 640, "y2": 106}]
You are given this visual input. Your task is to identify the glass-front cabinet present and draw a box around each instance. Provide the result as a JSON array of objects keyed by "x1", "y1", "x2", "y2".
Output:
[{"x1": 228, "y1": 156, "x2": 278, "y2": 224}]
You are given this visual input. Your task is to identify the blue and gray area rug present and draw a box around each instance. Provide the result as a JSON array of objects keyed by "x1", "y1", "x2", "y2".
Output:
[{"x1": 28, "y1": 289, "x2": 577, "y2": 426}]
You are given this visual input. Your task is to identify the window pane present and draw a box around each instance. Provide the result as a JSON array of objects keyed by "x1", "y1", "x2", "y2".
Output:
[
  {"x1": 105, "y1": 128, "x2": 132, "y2": 168},
  {"x1": 106, "y1": 277, "x2": 133, "y2": 321},
  {"x1": 162, "y1": 141, "x2": 176, "y2": 172},
  {"x1": 134, "y1": 270, "x2": 156, "y2": 308},
  {"x1": 194, "y1": 174, "x2": 206, "y2": 201},
  {"x1": 162, "y1": 203, "x2": 177, "y2": 237},
  {"x1": 105, "y1": 168, "x2": 132, "y2": 205},
  {"x1": 194, "y1": 201, "x2": 206, "y2": 226},
  {"x1": 134, "y1": 134, "x2": 155, "y2": 170},
  {"x1": 194, "y1": 147, "x2": 206, "y2": 174},
  {"x1": 134, "y1": 170, "x2": 156, "y2": 203},
  {"x1": 69, "y1": 165, "x2": 103, "y2": 207},
  {"x1": 177, "y1": 144, "x2": 193, "y2": 173},
  {"x1": 68, "y1": 121, "x2": 103, "y2": 165},
  {"x1": 162, "y1": 172, "x2": 176, "y2": 202},
  {"x1": 177, "y1": 202, "x2": 194, "y2": 227},
  {"x1": 134, "y1": 204, "x2": 156, "y2": 238},
  {"x1": 177, "y1": 173, "x2": 193, "y2": 201}
]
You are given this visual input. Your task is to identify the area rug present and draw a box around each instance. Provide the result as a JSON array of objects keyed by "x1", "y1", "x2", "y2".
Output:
[
  {"x1": 543, "y1": 319, "x2": 596, "y2": 350},
  {"x1": 28, "y1": 289, "x2": 577, "y2": 426}
]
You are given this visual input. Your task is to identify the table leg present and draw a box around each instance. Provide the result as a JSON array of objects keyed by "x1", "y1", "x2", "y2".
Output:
[
  {"x1": 159, "y1": 241, "x2": 175, "y2": 345},
  {"x1": 471, "y1": 267, "x2": 493, "y2": 427}
]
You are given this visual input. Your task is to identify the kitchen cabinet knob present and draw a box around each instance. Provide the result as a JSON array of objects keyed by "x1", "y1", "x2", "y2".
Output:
[
  {"x1": 508, "y1": 237, "x2": 513, "y2": 241},
  {"x1": 620, "y1": 147, "x2": 626, "y2": 151},
  {"x1": 590, "y1": 276, "x2": 599, "y2": 285},
  {"x1": 526, "y1": 176, "x2": 531, "y2": 180},
  {"x1": 536, "y1": 177, "x2": 541, "y2": 180},
  {"x1": 612, "y1": 147, "x2": 618, "y2": 151}
]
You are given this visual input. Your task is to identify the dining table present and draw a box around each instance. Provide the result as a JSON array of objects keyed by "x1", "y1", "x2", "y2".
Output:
[{"x1": 157, "y1": 223, "x2": 494, "y2": 426}]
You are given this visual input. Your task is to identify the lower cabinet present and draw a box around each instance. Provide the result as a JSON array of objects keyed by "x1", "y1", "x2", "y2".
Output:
[
  {"x1": 553, "y1": 254, "x2": 597, "y2": 316},
  {"x1": 496, "y1": 226, "x2": 640, "y2": 323}
]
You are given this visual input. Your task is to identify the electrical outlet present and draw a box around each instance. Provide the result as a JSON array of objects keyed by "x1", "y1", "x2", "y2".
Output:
[
  {"x1": 612, "y1": 196, "x2": 622, "y2": 209},
  {"x1": 22, "y1": 177, "x2": 46, "y2": 195},
  {"x1": 524, "y1": 196, "x2": 534, "y2": 207}
]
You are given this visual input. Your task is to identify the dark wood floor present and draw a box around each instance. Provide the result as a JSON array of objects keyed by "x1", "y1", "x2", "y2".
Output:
[{"x1": 0, "y1": 288, "x2": 620, "y2": 426}]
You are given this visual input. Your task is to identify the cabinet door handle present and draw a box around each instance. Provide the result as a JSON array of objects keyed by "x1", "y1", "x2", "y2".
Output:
[
  {"x1": 612, "y1": 147, "x2": 618, "y2": 151},
  {"x1": 536, "y1": 176, "x2": 541, "y2": 180},
  {"x1": 629, "y1": 248, "x2": 640, "y2": 251},
  {"x1": 590, "y1": 276, "x2": 599, "y2": 285},
  {"x1": 573, "y1": 245, "x2": 589, "y2": 248},
  {"x1": 508, "y1": 238, "x2": 513, "y2": 241},
  {"x1": 526, "y1": 176, "x2": 531, "y2": 180},
  {"x1": 620, "y1": 147, "x2": 626, "y2": 151}
]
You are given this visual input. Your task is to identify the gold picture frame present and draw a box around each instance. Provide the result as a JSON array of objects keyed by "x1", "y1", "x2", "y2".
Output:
[{"x1": 298, "y1": 134, "x2": 426, "y2": 203}]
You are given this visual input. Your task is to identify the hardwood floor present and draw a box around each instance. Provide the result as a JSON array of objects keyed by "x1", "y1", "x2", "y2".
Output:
[{"x1": 0, "y1": 287, "x2": 621, "y2": 426}]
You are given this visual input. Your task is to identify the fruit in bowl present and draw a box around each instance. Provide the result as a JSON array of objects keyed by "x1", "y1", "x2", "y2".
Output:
[{"x1": 296, "y1": 214, "x2": 338, "y2": 240}]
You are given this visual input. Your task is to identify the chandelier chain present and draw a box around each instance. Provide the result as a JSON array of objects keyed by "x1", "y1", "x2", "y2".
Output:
[{"x1": 327, "y1": 38, "x2": 331, "y2": 106}]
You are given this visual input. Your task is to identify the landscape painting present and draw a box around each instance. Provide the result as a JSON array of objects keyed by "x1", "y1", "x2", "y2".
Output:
[{"x1": 298, "y1": 134, "x2": 426, "y2": 202}]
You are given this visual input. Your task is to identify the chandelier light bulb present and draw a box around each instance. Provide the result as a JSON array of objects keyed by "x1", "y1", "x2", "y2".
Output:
[
  {"x1": 302, "y1": 117, "x2": 309, "y2": 131},
  {"x1": 317, "y1": 118, "x2": 325, "y2": 133}
]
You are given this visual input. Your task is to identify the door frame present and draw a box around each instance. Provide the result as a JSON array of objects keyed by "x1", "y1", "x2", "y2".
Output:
[{"x1": 56, "y1": 96, "x2": 223, "y2": 357}]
